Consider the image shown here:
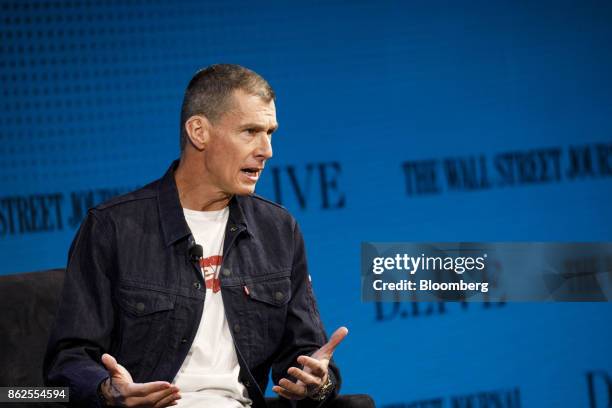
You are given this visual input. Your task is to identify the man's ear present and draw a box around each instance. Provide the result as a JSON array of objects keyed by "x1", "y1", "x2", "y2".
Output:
[{"x1": 184, "y1": 115, "x2": 211, "y2": 151}]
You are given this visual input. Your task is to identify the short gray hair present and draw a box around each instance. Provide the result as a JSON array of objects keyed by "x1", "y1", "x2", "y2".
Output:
[{"x1": 179, "y1": 64, "x2": 275, "y2": 151}]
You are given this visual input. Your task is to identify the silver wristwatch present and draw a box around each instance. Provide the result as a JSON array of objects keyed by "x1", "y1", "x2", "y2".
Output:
[{"x1": 309, "y1": 375, "x2": 334, "y2": 401}]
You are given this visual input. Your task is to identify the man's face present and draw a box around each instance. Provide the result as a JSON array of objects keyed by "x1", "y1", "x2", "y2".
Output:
[{"x1": 203, "y1": 89, "x2": 277, "y2": 196}]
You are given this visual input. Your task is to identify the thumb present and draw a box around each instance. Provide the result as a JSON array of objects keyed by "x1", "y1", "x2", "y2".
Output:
[
  {"x1": 101, "y1": 353, "x2": 134, "y2": 384},
  {"x1": 101, "y1": 353, "x2": 120, "y2": 374}
]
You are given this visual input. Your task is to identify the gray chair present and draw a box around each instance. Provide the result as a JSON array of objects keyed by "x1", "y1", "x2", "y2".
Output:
[{"x1": 0, "y1": 269, "x2": 374, "y2": 408}]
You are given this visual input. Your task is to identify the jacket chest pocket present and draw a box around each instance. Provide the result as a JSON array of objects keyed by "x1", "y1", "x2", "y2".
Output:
[
  {"x1": 242, "y1": 273, "x2": 292, "y2": 361},
  {"x1": 115, "y1": 284, "x2": 176, "y2": 380}
]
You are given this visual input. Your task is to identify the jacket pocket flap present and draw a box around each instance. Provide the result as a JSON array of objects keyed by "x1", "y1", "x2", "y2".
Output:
[
  {"x1": 116, "y1": 285, "x2": 175, "y2": 316},
  {"x1": 247, "y1": 277, "x2": 291, "y2": 307}
]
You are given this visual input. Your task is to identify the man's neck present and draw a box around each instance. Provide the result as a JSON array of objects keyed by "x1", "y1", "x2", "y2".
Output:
[{"x1": 174, "y1": 159, "x2": 232, "y2": 211}]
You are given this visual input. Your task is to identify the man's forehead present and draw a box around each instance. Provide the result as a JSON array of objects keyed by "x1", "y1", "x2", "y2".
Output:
[
  {"x1": 226, "y1": 89, "x2": 277, "y2": 124},
  {"x1": 230, "y1": 89, "x2": 275, "y2": 110}
]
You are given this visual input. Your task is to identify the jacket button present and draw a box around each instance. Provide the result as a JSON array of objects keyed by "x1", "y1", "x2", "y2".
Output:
[
  {"x1": 275, "y1": 291, "x2": 284, "y2": 301},
  {"x1": 223, "y1": 268, "x2": 231, "y2": 277},
  {"x1": 233, "y1": 324, "x2": 240, "y2": 333},
  {"x1": 245, "y1": 380, "x2": 251, "y2": 387},
  {"x1": 136, "y1": 302, "x2": 145, "y2": 312},
  {"x1": 181, "y1": 338, "x2": 188, "y2": 344},
  {"x1": 193, "y1": 282, "x2": 201, "y2": 290},
  {"x1": 230, "y1": 226, "x2": 237, "y2": 232}
]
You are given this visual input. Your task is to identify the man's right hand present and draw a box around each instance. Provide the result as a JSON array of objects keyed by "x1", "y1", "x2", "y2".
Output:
[{"x1": 100, "y1": 353, "x2": 181, "y2": 407}]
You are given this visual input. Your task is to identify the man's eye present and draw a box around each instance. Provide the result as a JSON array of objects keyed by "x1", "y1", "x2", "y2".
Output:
[{"x1": 246, "y1": 129, "x2": 257, "y2": 135}]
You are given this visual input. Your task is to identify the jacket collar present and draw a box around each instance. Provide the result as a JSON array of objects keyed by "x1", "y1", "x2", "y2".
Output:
[{"x1": 157, "y1": 160, "x2": 250, "y2": 247}]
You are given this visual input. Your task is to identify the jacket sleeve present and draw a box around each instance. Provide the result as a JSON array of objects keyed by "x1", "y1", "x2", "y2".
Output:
[
  {"x1": 271, "y1": 219, "x2": 342, "y2": 407},
  {"x1": 43, "y1": 209, "x2": 115, "y2": 407}
]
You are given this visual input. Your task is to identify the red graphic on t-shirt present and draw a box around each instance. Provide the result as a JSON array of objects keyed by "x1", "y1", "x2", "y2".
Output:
[{"x1": 200, "y1": 255, "x2": 222, "y2": 293}]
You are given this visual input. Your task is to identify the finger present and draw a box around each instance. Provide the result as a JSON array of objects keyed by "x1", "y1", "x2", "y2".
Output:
[
  {"x1": 288, "y1": 367, "x2": 322, "y2": 387},
  {"x1": 272, "y1": 385, "x2": 303, "y2": 400},
  {"x1": 126, "y1": 381, "x2": 173, "y2": 398},
  {"x1": 124, "y1": 390, "x2": 178, "y2": 408},
  {"x1": 153, "y1": 391, "x2": 181, "y2": 408},
  {"x1": 145, "y1": 385, "x2": 179, "y2": 406},
  {"x1": 278, "y1": 378, "x2": 306, "y2": 397},
  {"x1": 313, "y1": 327, "x2": 349, "y2": 359},
  {"x1": 297, "y1": 355, "x2": 326, "y2": 378}
]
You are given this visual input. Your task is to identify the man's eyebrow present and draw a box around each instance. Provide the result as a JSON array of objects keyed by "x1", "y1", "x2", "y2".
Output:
[{"x1": 240, "y1": 123, "x2": 279, "y2": 133}]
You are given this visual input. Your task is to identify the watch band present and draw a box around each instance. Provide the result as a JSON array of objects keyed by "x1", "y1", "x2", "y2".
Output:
[{"x1": 309, "y1": 374, "x2": 334, "y2": 401}]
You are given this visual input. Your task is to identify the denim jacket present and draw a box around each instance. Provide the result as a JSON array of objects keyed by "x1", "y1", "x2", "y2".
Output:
[{"x1": 44, "y1": 161, "x2": 340, "y2": 407}]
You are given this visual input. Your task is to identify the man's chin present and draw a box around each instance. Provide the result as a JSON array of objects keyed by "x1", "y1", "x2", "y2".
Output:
[{"x1": 234, "y1": 185, "x2": 257, "y2": 196}]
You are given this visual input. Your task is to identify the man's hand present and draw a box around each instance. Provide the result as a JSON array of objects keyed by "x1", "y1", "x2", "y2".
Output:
[
  {"x1": 99, "y1": 353, "x2": 181, "y2": 407},
  {"x1": 272, "y1": 326, "x2": 348, "y2": 400}
]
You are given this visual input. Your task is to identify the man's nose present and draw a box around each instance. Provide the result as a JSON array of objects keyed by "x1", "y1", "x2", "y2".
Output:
[{"x1": 256, "y1": 134, "x2": 273, "y2": 160}]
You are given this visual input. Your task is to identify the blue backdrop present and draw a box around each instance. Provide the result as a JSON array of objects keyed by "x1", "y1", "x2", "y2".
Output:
[{"x1": 1, "y1": 1, "x2": 611, "y2": 406}]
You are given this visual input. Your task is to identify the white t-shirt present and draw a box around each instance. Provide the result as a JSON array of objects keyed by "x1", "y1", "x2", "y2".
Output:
[{"x1": 173, "y1": 207, "x2": 251, "y2": 408}]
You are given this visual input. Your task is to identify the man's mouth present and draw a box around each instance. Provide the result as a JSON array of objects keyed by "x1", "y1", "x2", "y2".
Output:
[{"x1": 241, "y1": 167, "x2": 262, "y2": 181}]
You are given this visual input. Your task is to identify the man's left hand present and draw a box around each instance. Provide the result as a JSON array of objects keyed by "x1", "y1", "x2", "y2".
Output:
[{"x1": 273, "y1": 326, "x2": 348, "y2": 400}]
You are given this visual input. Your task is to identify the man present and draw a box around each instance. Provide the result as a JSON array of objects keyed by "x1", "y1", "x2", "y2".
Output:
[{"x1": 44, "y1": 64, "x2": 348, "y2": 407}]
